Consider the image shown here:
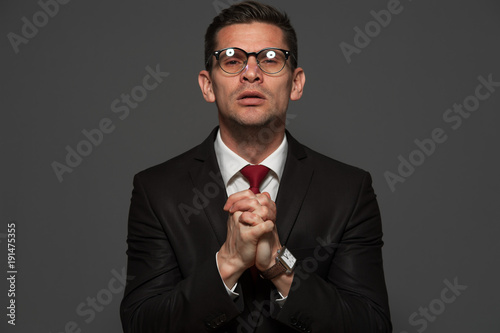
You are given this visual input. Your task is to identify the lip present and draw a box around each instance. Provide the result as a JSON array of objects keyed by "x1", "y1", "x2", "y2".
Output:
[
  {"x1": 237, "y1": 98, "x2": 266, "y2": 106},
  {"x1": 237, "y1": 91, "x2": 266, "y2": 106},
  {"x1": 237, "y1": 90, "x2": 266, "y2": 100}
]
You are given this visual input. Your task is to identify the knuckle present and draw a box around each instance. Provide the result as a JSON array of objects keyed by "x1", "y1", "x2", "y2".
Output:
[
  {"x1": 240, "y1": 211, "x2": 254, "y2": 223},
  {"x1": 250, "y1": 198, "x2": 259, "y2": 206},
  {"x1": 261, "y1": 207, "x2": 269, "y2": 218}
]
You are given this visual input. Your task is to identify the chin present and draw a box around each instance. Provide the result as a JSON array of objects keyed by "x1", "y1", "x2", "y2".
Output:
[
  {"x1": 234, "y1": 117, "x2": 280, "y2": 132},
  {"x1": 240, "y1": 107, "x2": 278, "y2": 122},
  {"x1": 235, "y1": 112, "x2": 272, "y2": 126}
]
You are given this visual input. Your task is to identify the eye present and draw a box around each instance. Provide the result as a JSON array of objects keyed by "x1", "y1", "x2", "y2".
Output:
[
  {"x1": 222, "y1": 57, "x2": 244, "y2": 69},
  {"x1": 226, "y1": 59, "x2": 242, "y2": 65},
  {"x1": 262, "y1": 59, "x2": 278, "y2": 64}
]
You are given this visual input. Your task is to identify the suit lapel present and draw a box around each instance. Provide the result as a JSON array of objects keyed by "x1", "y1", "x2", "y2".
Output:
[
  {"x1": 275, "y1": 132, "x2": 314, "y2": 245},
  {"x1": 188, "y1": 128, "x2": 228, "y2": 246}
]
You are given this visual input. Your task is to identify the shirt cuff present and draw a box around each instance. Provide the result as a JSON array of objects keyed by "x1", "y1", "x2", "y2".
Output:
[
  {"x1": 275, "y1": 291, "x2": 288, "y2": 308},
  {"x1": 215, "y1": 252, "x2": 239, "y2": 300}
]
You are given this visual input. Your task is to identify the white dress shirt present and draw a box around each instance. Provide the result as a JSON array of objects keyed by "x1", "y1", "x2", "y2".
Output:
[
  {"x1": 213, "y1": 129, "x2": 289, "y2": 306},
  {"x1": 214, "y1": 129, "x2": 287, "y2": 200}
]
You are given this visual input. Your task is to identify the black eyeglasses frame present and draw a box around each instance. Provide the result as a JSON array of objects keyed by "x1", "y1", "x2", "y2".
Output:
[{"x1": 208, "y1": 47, "x2": 295, "y2": 75}]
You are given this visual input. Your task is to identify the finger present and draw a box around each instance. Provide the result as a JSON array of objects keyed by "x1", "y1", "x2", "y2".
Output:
[
  {"x1": 255, "y1": 193, "x2": 276, "y2": 210},
  {"x1": 256, "y1": 192, "x2": 272, "y2": 202},
  {"x1": 238, "y1": 211, "x2": 263, "y2": 227},
  {"x1": 223, "y1": 189, "x2": 255, "y2": 211},
  {"x1": 232, "y1": 201, "x2": 273, "y2": 223},
  {"x1": 260, "y1": 192, "x2": 271, "y2": 199},
  {"x1": 250, "y1": 220, "x2": 275, "y2": 238},
  {"x1": 229, "y1": 197, "x2": 261, "y2": 214},
  {"x1": 240, "y1": 220, "x2": 275, "y2": 247},
  {"x1": 228, "y1": 211, "x2": 243, "y2": 227},
  {"x1": 254, "y1": 194, "x2": 276, "y2": 221}
]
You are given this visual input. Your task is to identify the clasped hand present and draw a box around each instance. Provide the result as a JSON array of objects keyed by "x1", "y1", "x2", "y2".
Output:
[{"x1": 217, "y1": 190, "x2": 281, "y2": 285}]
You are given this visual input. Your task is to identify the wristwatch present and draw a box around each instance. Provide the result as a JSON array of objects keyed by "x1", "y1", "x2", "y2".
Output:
[{"x1": 260, "y1": 246, "x2": 296, "y2": 280}]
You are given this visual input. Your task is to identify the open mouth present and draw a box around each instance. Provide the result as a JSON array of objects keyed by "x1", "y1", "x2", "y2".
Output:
[
  {"x1": 238, "y1": 91, "x2": 265, "y2": 100},
  {"x1": 237, "y1": 91, "x2": 266, "y2": 105}
]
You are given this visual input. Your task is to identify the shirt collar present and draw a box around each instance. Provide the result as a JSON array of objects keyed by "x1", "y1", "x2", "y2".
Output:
[{"x1": 214, "y1": 128, "x2": 288, "y2": 187}]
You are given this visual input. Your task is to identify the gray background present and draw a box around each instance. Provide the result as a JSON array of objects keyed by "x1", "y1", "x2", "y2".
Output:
[{"x1": 1, "y1": 0, "x2": 499, "y2": 332}]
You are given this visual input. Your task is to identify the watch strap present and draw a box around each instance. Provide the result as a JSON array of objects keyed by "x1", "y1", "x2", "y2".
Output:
[{"x1": 260, "y1": 260, "x2": 287, "y2": 280}]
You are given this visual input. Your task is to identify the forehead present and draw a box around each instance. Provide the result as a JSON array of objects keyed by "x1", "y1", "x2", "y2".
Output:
[{"x1": 215, "y1": 22, "x2": 287, "y2": 52}]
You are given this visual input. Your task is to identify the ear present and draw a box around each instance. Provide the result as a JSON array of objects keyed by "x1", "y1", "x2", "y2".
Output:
[
  {"x1": 290, "y1": 67, "x2": 306, "y2": 101},
  {"x1": 198, "y1": 70, "x2": 216, "y2": 103}
]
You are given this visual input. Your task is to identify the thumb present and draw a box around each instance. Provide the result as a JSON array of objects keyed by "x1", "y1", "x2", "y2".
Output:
[{"x1": 261, "y1": 192, "x2": 271, "y2": 199}]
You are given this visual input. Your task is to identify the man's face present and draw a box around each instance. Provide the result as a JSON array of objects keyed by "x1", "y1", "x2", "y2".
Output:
[{"x1": 199, "y1": 22, "x2": 304, "y2": 130}]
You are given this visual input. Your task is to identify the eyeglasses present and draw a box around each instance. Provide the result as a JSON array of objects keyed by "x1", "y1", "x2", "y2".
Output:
[{"x1": 210, "y1": 47, "x2": 294, "y2": 75}]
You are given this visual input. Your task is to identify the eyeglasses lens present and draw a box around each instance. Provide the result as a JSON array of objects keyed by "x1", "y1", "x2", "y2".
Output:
[{"x1": 219, "y1": 48, "x2": 286, "y2": 74}]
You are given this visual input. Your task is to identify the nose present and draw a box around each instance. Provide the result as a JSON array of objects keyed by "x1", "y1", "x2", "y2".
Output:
[{"x1": 241, "y1": 56, "x2": 262, "y2": 83}]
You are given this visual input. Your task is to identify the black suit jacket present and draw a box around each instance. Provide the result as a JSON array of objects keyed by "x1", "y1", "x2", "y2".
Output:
[{"x1": 120, "y1": 128, "x2": 392, "y2": 332}]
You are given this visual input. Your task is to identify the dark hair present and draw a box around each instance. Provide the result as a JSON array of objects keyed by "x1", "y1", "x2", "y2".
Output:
[{"x1": 204, "y1": 1, "x2": 298, "y2": 72}]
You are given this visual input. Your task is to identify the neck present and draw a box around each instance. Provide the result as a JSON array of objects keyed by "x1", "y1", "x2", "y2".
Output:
[{"x1": 219, "y1": 119, "x2": 285, "y2": 164}]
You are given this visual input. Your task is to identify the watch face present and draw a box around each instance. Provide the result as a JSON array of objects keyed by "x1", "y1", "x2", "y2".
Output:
[{"x1": 280, "y1": 248, "x2": 296, "y2": 269}]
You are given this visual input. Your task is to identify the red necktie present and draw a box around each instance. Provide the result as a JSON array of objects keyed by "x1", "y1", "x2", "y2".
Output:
[
  {"x1": 240, "y1": 165, "x2": 270, "y2": 281},
  {"x1": 240, "y1": 165, "x2": 270, "y2": 194}
]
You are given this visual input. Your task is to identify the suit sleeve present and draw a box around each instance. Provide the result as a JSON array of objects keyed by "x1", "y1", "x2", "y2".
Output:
[
  {"x1": 120, "y1": 174, "x2": 242, "y2": 332},
  {"x1": 275, "y1": 172, "x2": 392, "y2": 332}
]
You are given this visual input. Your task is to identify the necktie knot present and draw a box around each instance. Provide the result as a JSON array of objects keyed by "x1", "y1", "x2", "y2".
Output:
[{"x1": 240, "y1": 165, "x2": 270, "y2": 194}]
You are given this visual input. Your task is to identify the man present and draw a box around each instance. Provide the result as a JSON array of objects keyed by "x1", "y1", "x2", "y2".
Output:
[{"x1": 120, "y1": 1, "x2": 391, "y2": 332}]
